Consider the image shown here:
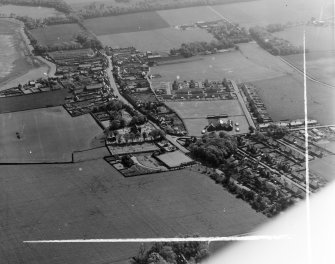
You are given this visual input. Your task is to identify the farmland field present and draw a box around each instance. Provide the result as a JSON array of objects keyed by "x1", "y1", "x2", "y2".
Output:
[
  {"x1": 252, "y1": 75, "x2": 335, "y2": 125},
  {"x1": 151, "y1": 45, "x2": 285, "y2": 84},
  {"x1": 84, "y1": 12, "x2": 169, "y2": 35},
  {"x1": 0, "y1": 4, "x2": 65, "y2": 19},
  {"x1": 98, "y1": 27, "x2": 215, "y2": 52},
  {"x1": 0, "y1": 160, "x2": 266, "y2": 263},
  {"x1": 157, "y1": 6, "x2": 222, "y2": 26},
  {"x1": 284, "y1": 51, "x2": 335, "y2": 86},
  {"x1": 29, "y1": 23, "x2": 83, "y2": 47},
  {"x1": 0, "y1": 106, "x2": 103, "y2": 163},
  {"x1": 273, "y1": 26, "x2": 335, "y2": 52},
  {"x1": 212, "y1": 0, "x2": 331, "y2": 28}
]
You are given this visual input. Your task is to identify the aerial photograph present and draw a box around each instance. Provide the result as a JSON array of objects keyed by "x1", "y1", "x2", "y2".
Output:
[{"x1": 0, "y1": 0, "x2": 334, "y2": 263}]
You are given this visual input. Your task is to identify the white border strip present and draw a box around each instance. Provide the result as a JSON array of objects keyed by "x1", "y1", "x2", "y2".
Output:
[{"x1": 23, "y1": 235, "x2": 291, "y2": 243}]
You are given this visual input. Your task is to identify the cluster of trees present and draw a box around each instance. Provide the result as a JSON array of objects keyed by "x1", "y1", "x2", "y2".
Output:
[
  {"x1": 265, "y1": 23, "x2": 287, "y2": 33},
  {"x1": 15, "y1": 14, "x2": 79, "y2": 30},
  {"x1": 170, "y1": 39, "x2": 234, "y2": 58},
  {"x1": 0, "y1": 0, "x2": 72, "y2": 14},
  {"x1": 190, "y1": 132, "x2": 237, "y2": 167},
  {"x1": 75, "y1": 33, "x2": 103, "y2": 50},
  {"x1": 249, "y1": 26, "x2": 305, "y2": 56},
  {"x1": 131, "y1": 237, "x2": 209, "y2": 264},
  {"x1": 208, "y1": 22, "x2": 251, "y2": 44},
  {"x1": 265, "y1": 124, "x2": 289, "y2": 139}
]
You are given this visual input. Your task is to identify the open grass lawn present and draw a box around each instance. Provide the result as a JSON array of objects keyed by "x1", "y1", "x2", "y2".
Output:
[
  {"x1": 252, "y1": 74, "x2": 335, "y2": 125},
  {"x1": 98, "y1": 27, "x2": 214, "y2": 52},
  {"x1": 150, "y1": 46, "x2": 284, "y2": 83},
  {"x1": 0, "y1": 159, "x2": 266, "y2": 263},
  {"x1": 212, "y1": 0, "x2": 330, "y2": 28},
  {"x1": 29, "y1": 23, "x2": 82, "y2": 47},
  {"x1": 84, "y1": 12, "x2": 169, "y2": 35},
  {"x1": 166, "y1": 100, "x2": 243, "y2": 118},
  {"x1": 284, "y1": 51, "x2": 335, "y2": 86},
  {"x1": 0, "y1": 106, "x2": 103, "y2": 163}
]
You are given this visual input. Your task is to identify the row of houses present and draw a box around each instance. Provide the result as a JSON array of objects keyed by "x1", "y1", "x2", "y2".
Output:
[{"x1": 240, "y1": 83, "x2": 272, "y2": 123}]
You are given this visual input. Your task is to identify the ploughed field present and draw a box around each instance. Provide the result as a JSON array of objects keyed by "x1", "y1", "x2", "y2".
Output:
[
  {"x1": 0, "y1": 106, "x2": 103, "y2": 163},
  {"x1": 0, "y1": 160, "x2": 266, "y2": 264}
]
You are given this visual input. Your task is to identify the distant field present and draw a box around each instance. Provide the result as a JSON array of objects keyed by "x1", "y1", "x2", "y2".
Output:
[
  {"x1": 0, "y1": 160, "x2": 266, "y2": 263},
  {"x1": 284, "y1": 51, "x2": 335, "y2": 86},
  {"x1": 252, "y1": 75, "x2": 335, "y2": 125},
  {"x1": 157, "y1": 6, "x2": 222, "y2": 26},
  {"x1": 84, "y1": 12, "x2": 169, "y2": 35},
  {"x1": 151, "y1": 46, "x2": 284, "y2": 83},
  {"x1": 273, "y1": 26, "x2": 335, "y2": 52},
  {"x1": 29, "y1": 23, "x2": 82, "y2": 47},
  {"x1": 212, "y1": 0, "x2": 330, "y2": 28},
  {"x1": 0, "y1": 106, "x2": 103, "y2": 163},
  {"x1": 0, "y1": 4, "x2": 65, "y2": 19},
  {"x1": 98, "y1": 27, "x2": 214, "y2": 52}
]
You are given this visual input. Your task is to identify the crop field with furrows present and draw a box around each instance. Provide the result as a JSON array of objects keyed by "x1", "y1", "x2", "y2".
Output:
[
  {"x1": 98, "y1": 27, "x2": 215, "y2": 52},
  {"x1": 150, "y1": 46, "x2": 284, "y2": 84},
  {"x1": 252, "y1": 75, "x2": 335, "y2": 125},
  {"x1": 0, "y1": 159, "x2": 266, "y2": 264},
  {"x1": 283, "y1": 51, "x2": 335, "y2": 86},
  {"x1": 29, "y1": 23, "x2": 83, "y2": 47},
  {"x1": 212, "y1": 0, "x2": 330, "y2": 28},
  {"x1": 83, "y1": 12, "x2": 169, "y2": 35},
  {"x1": 0, "y1": 106, "x2": 103, "y2": 163}
]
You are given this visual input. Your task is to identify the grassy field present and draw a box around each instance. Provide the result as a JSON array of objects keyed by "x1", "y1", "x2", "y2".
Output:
[
  {"x1": 0, "y1": 106, "x2": 103, "y2": 163},
  {"x1": 151, "y1": 46, "x2": 284, "y2": 83},
  {"x1": 0, "y1": 4, "x2": 65, "y2": 19},
  {"x1": 252, "y1": 75, "x2": 335, "y2": 125},
  {"x1": 84, "y1": 12, "x2": 169, "y2": 35},
  {"x1": 0, "y1": 159, "x2": 266, "y2": 263},
  {"x1": 98, "y1": 27, "x2": 214, "y2": 52},
  {"x1": 284, "y1": 51, "x2": 335, "y2": 86},
  {"x1": 166, "y1": 100, "x2": 248, "y2": 136},
  {"x1": 166, "y1": 100, "x2": 243, "y2": 118},
  {"x1": 29, "y1": 23, "x2": 82, "y2": 47},
  {"x1": 157, "y1": 6, "x2": 222, "y2": 26},
  {"x1": 212, "y1": 0, "x2": 331, "y2": 28},
  {"x1": 274, "y1": 26, "x2": 335, "y2": 52}
]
